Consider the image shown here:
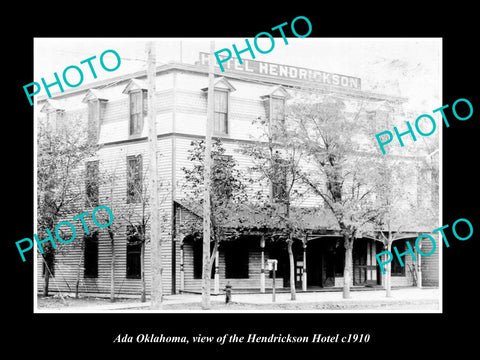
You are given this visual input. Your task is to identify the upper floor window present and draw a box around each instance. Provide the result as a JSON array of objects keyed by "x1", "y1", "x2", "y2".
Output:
[
  {"x1": 201, "y1": 77, "x2": 236, "y2": 136},
  {"x1": 271, "y1": 96, "x2": 285, "y2": 124},
  {"x1": 127, "y1": 155, "x2": 143, "y2": 203},
  {"x1": 260, "y1": 86, "x2": 290, "y2": 139},
  {"x1": 40, "y1": 100, "x2": 65, "y2": 131},
  {"x1": 82, "y1": 89, "x2": 109, "y2": 143},
  {"x1": 271, "y1": 156, "x2": 287, "y2": 203},
  {"x1": 214, "y1": 90, "x2": 229, "y2": 135},
  {"x1": 129, "y1": 90, "x2": 147, "y2": 136},
  {"x1": 85, "y1": 160, "x2": 99, "y2": 207}
]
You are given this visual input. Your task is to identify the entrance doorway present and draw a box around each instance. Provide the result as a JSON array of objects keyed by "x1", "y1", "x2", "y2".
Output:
[
  {"x1": 353, "y1": 239, "x2": 367, "y2": 285},
  {"x1": 305, "y1": 237, "x2": 337, "y2": 288}
]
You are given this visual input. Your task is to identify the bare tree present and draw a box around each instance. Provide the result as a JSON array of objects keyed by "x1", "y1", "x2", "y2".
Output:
[{"x1": 37, "y1": 116, "x2": 97, "y2": 296}]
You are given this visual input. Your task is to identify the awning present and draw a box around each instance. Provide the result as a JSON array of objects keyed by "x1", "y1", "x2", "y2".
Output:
[{"x1": 175, "y1": 199, "x2": 339, "y2": 234}]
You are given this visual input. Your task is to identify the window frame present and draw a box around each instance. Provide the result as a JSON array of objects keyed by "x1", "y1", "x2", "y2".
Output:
[
  {"x1": 126, "y1": 155, "x2": 143, "y2": 204},
  {"x1": 271, "y1": 157, "x2": 288, "y2": 203},
  {"x1": 129, "y1": 90, "x2": 147, "y2": 136},
  {"x1": 84, "y1": 232, "x2": 99, "y2": 278},
  {"x1": 270, "y1": 95, "x2": 286, "y2": 125},
  {"x1": 126, "y1": 225, "x2": 144, "y2": 279},
  {"x1": 85, "y1": 160, "x2": 99, "y2": 207},
  {"x1": 213, "y1": 89, "x2": 229, "y2": 135}
]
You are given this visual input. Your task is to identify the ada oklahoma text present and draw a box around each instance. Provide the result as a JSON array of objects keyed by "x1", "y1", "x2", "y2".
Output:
[{"x1": 15, "y1": 205, "x2": 113, "y2": 262}]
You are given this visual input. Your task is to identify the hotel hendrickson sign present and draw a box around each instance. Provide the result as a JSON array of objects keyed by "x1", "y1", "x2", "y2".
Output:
[{"x1": 198, "y1": 52, "x2": 361, "y2": 90}]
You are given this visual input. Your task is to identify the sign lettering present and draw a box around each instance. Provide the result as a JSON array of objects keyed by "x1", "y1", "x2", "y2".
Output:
[{"x1": 199, "y1": 52, "x2": 361, "y2": 89}]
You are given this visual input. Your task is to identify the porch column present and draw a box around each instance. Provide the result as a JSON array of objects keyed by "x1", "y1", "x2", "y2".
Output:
[
  {"x1": 214, "y1": 246, "x2": 220, "y2": 295},
  {"x1": 179, "y1": 235, "x2": 185, "y2": 293},
  {"x1": 416, "y1": 240, "x2": 422, "y2": 288},
  {"x1": 260, "y1": 235, "x2": 265, "y2": 293},
  {"x1": 366, "y1": 240, "x2": 377, "y2": 285},
  {"x1": 302, "y1": 235, "x2": 307, "y2": 291}
]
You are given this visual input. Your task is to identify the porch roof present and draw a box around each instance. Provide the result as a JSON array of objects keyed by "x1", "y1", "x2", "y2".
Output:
[
  {"x1": 175, "y1": 199, "x2": 339, "y2": 234},
  {"x1": 174, "y1": 200, "x2": 430, "y2": 241}
]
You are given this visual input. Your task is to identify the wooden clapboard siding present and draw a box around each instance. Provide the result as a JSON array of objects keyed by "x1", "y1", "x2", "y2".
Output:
[
  {"x1": 176, "y1": 89, "x2": 207, "y2": 115},
  {"x1": 37, "y1": 135, "x2": 175, "y2": 296},
  {"x1": 174, "y1": 70, "x2": 270, "y2": 141},
  {"x1": 174, "y1": 93, "x2": 266, "y2": 140},
  {"x1": 99, "y1": 90, "x2": 174, "y2": 143},
  {"x1": 174, "y1": 135, "x2": 269, "y2": 203},
  {"x1": 421, "y1": 233, "x2": 439, "y2": 286}
]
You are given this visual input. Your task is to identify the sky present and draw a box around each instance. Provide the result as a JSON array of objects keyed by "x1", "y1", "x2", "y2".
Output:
[{"x1": 34, "y1": 37, "x2": 441, "y2": 113}]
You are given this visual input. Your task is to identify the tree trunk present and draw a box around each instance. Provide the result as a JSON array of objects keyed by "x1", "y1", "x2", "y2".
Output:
[
  {"x1": 385, "y1": 241, "x2": 392, "y2": 298},
  {"x1": 287, "y1": 237, "x2": 296, "y2": 301},
  {"x1": 343, "y1": 236, "x2": 353, "y2": 299},
  {"x1": 42, "y1": 251, "x2": 53, "y2": 297},
  {"x1": 75, "y1": 247, "x2": 84, "y2": 299},
  {"x1": 208, "y1": 239, "x2": 220, "y2": 295},
  {"x1": 43, "y1": 271, "x2": 50, "y2": 297},
  {"x1": 141, "y1": 240, "x2": 146, "y2": 302},
  {"x1": 110, "y1": 230, "x2": 115, "y2": 303}
]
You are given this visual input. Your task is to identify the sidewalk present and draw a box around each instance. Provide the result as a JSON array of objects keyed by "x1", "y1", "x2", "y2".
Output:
[
  {"x1": 38, "y1": 287, "x2": 440, "y2": 312},
  {"x1": 223, "y1": 287, "x2": 439, "y2": 305}
]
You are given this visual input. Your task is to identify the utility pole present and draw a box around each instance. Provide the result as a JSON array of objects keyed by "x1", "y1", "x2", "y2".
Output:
[
  {"x1": 202, "y1": 41, "x2": 215, "y2": 310},
  {"x1": 147, "y1": 41, "x2": 163, "y2": 309}
]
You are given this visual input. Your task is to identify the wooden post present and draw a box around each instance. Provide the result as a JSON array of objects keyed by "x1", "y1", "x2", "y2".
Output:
[
  {"x1": 416, "y1": 240, "x2": 422, "y2": 288},
  {"x1": 147, "y1": 42, "x2": 163, "y2": 309},
  {"x1": 202, "y1": 41, "x2": 215, "y2": 310},
  {"x1": 214, "y1": 247, "x2": 220, "y2": 295},
  {"x1": 110, "y1": 231, "x2": 115, "y2": 302},
  {"x1": 179, "y1": 235, "x2": 185, "y2": 293},
  {"x1": 302, "y1": 235, "x2": 307, "y2": 291},
  {"x1": 141, "y1": 238, "x2": 146, "y2": 302},
  {"x1": 272, "y1": 261, "x2": 276, "y2": 302},
  {"x1": 260, "y1": 235, "x2": 265, "y2": 293}
]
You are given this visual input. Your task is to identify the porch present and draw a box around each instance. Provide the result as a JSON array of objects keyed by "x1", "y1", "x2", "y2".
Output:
[{"x1": 176, "y1": 234, "x2": 394, "y2": 294}]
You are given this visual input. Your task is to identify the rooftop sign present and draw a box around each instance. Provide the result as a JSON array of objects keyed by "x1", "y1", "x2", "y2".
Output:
[{"x1": 198, "y1": 52, "x2": 361, "y2": 89}]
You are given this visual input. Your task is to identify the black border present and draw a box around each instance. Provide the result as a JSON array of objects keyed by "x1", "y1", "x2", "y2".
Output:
[{"x1": 7, "y1": 7, "x2": 478, "y2": 355}]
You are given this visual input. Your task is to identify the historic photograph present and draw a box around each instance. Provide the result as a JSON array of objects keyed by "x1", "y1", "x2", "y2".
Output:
[{"x1": 33, "y1": 37, "x2": 441, "y2": 312}]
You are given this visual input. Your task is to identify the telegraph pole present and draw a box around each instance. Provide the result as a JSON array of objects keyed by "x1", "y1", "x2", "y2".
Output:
[
  {"x1": 202, "y1": 41, "x2": 215, "y2": 310},
  {"x1": 147, "y1": 41, "x2": 163, "y2": 309}
]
